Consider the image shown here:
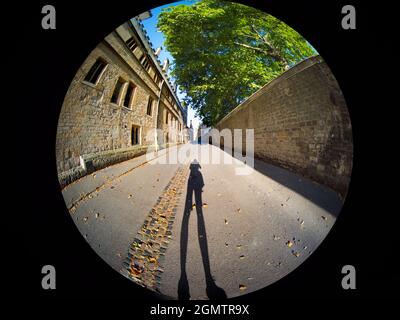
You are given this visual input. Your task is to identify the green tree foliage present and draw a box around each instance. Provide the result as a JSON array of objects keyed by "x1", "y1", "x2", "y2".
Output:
[{"x1": 158, "y1": 0, "x2": 317, "y2": 126}]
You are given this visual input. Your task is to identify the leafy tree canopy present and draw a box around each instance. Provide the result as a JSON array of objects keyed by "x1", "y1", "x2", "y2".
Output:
[{"x1": 158, "y1": 0, "x2": 317, "y2": 126}]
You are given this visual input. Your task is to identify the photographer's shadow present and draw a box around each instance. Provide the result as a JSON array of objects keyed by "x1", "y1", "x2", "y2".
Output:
[{"x1": 178, "y1": 160, "x2": 227, "y2": 300}]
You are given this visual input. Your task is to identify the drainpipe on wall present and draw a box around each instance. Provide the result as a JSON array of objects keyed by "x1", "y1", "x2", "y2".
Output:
[{"x1": 154, "y1": 79, "x2": 165, "y2": 154}]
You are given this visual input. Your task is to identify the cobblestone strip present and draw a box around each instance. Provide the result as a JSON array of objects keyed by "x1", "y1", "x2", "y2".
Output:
[{"x1": 121, "y1": 164, "x2": 189, "y2": 292}]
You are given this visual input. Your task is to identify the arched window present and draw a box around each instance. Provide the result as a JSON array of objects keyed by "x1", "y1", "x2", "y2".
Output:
[{"x1": 84, "y1": 58, "x2": 107, "y2": 85}]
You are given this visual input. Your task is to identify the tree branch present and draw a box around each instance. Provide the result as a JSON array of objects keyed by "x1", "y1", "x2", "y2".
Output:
[
  {"x1": 233, "y1": 41, "x2": 285, "y2": 63},
  {"x1": 234, "y1": 41, "x2": 269, "y2": 54},
  {"x1": 249, "y1": 23, "x2": 289, "y2": 69}
]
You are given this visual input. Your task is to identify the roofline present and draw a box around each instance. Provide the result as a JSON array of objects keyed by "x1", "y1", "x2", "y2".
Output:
[{"x1": 129, "y1": 17, "x2": 186, "y2": 117}]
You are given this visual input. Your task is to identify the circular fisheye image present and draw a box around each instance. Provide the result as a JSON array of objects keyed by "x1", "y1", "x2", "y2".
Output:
[{"x1": 56, "y1": 0, "x2": 353, "y2": 299}]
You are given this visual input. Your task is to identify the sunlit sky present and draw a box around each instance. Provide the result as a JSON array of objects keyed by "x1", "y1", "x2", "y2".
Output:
[{"x1": 137, "y1": 0, "x2": 201, "y2": 130}]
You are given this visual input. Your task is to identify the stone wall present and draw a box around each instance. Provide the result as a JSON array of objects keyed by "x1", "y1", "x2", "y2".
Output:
[
  {"x1": 215, "y1": 56, "x2": 353, "y2": 198},
  {"x1": 56, "y1": 22, "x2": 186, "y2": 187}
]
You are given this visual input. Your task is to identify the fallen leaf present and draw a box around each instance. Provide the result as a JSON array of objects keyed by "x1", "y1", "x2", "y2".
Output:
[
  {"x1": 224, "y1": 219, "x2": 228, "y2": 225},
  {"x1": 239, "y1": 284, "x2": 247, "y2": 291},
  {"x1": 239, "y1": 255, "x2": 245, "y2": 259},
  {"x1": 83, "y1": 217, "x2": 88, "y2": 223},
  {"x1": 130, "y1": 266, "x2": 143, "y2": 275},
  {"x1": 128, "y1": 194, "x2": 133, "y2": 198},
  {"x1": 286, "y1": 241, "x2": 293, "y2": 248},
  {"x1": 292, "y1": 251, "x2": 300, "y2": 257},
  {"x1": 95, "y1": 213, "x2": 99, "y2": 219},
  {"x1": 203, "y1": 203, "x2": 208, "y2": 208}
]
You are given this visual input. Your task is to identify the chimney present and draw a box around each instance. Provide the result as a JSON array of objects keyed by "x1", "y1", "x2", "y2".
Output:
[
  {"x1": 154, "y1": 47, "x2": 162, "y2": 56},
  {"x1": 162, "y1": 58, "x2": 169, "y2": 72}
]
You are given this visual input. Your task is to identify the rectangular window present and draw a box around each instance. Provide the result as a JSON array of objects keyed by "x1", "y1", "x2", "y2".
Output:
[
  {"x1": 147, "y1": 97, "x2": 153, "y2": 116},
  {"x1": 126, "y1": 37, "x2": 138, "y2": 51},
  {"x1": 140, "y1": 55, "x2": 151, "y2": 72},
  {"x1": 111, "y1": 78, "x2": 124, "y2": 104},
  {"x1": 123, "y1": 83, "x2": 135, "y2": 108},
  {"x1": 143, "y1": 59, "x2": 151, "y2": 71},
  {"x1": 84, "y1": 58, "x2": 106, "y2": 84},
  {"x1": 131, "y1": 126, "x2": 140, "y2": 145}
]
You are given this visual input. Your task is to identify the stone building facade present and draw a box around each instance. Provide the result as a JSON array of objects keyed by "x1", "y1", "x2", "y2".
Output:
[
  {"x1": 214, "y1": 56, "x2": 353, "y2": 198},
  {"x1": 56, "y1": 15, "x2": 188, "y2": 187}
]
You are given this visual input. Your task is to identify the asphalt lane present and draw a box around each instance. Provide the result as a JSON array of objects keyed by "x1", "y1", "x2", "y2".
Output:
[{"x1": 61, "y1": 142, "x2": 342, "y2": 299}]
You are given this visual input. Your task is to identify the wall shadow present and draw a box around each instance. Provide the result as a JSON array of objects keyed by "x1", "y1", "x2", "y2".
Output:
[
  {"x1": 216, "y1": 143, "x2": 343, "y2": 217},
  {"x1": 178, "y1": 159, "x2": 227, "y2": 300},
  {"x1": 252, "y1": 158, "x2": 343, "y2": 216}
]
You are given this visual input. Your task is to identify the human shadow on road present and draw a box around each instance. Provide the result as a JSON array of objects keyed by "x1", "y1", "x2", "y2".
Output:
[{"x1": 178, "y1": 159, "x2": 227, "y2": 300}]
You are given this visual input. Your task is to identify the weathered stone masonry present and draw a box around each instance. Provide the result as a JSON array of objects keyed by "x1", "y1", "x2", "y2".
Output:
[
  {"x1": 215, "y1": 56, "x2": 353, "y2": 198},
  {"x1": 56, "y1": 17, "x2": 188, "y2": 188}
]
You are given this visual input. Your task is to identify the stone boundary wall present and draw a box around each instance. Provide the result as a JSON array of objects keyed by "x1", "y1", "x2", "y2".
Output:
[
  {"x1": 215, "y1": 55, "x2": 353, "y2": 198},
  {"x1": 58, "y1": 142, "x2": 177, "y2": 188}
]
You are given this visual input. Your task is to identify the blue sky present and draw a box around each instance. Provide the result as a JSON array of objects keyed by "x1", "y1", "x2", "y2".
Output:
[{"x1": 137, "y1": 0, "x2": 201, "y2": 130}]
